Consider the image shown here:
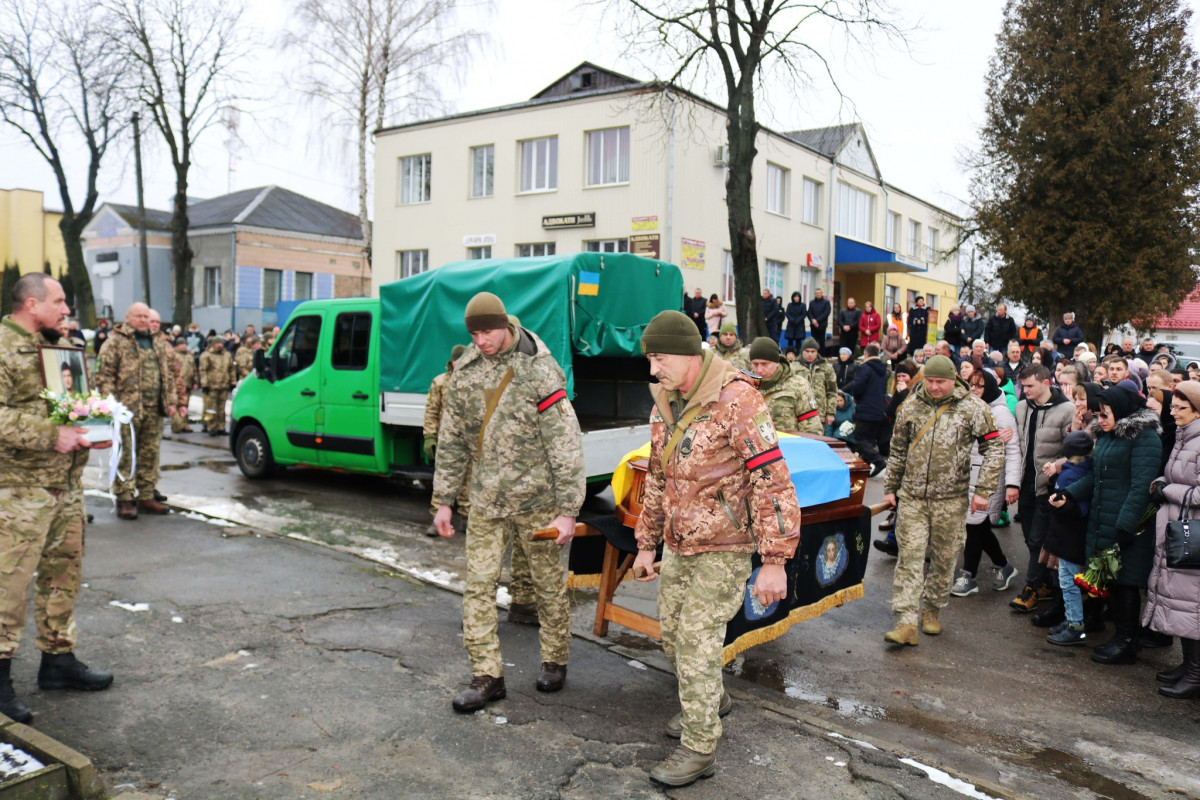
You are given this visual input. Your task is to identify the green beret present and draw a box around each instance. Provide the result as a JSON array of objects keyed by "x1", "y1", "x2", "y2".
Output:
[
  {"x1": 748, "y1": 337, "x2": 780, "y2": 363},
  {"x1": 641, "y1": 310, "x2": 702, "y2": 356},
  {"x1": 465, "y1": 292, "x2": 508, "y2": 332},
  {"x1": 923, "y1": 355, "x2": 956, "y2": 380},
  {"x1": 801, "y1": 337, "x2": 820, "y2": 351},
  {"x1": 719, "y1": 322, "x2": 737, "y2": 336}
]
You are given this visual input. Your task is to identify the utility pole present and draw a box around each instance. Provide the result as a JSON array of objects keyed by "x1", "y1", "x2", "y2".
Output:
[{"x1": 133, "y1": 112, "x2": 151, "y2": 305}]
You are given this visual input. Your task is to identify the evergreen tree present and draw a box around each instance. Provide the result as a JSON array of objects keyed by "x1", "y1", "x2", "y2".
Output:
[
  {"x1": 972, "y1": 0, "x2": 1200, "y2": 344},
  {"x1": 0, "y1": 262, "x2": 20, "y2": 318}
]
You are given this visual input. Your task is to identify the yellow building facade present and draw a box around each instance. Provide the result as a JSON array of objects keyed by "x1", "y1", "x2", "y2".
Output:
[{"x1": 0, "y1": 188, "x2": 68, "y2": 275}]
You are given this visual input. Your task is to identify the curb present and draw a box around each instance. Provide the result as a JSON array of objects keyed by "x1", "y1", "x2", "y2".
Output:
[{"x1": 0, "y1": 714, "x2": 105, "y2": 799}]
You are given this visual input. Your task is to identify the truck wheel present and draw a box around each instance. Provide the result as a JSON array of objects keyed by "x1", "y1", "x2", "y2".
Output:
[{"x1": 236, "y1": 424, "x2": 276, "y2": 479}]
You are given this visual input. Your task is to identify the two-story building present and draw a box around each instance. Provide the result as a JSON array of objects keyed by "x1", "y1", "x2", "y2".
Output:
[
  {"x1": 82, "y1": 185, "x2": 368, "y2": 328},
  {"x1": 372, "y1": 63, "x2": 962, "y2": 341}
]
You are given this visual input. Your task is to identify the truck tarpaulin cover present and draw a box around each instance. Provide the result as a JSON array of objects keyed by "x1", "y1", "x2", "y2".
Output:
[{"x1": 379, "y1": 253, "x2": 683, "y2": 396}]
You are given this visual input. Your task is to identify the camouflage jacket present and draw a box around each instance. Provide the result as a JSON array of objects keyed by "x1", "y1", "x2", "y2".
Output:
[
  {"x1": 793, "y1": 357, "x2": 839, "y2": 418},
  {"x1": 199, "y1": 350, "x2": 236, "y2": 391},
  {"x1": 159, "y1": 333, "x2": 184, "y2": 404},
  {"x1": 634, "y1": 351, "x2": 802, "y2": 564},
  {"x1": 714, "y1": 340, "x2": 750, "y2": 371},
  {"x1": 433, "y1": 327, "x2": 585, "y2": 519},
  {"x1": 176, "y1": 351, "x2": 196, "y2": 393},
  {"x1": 95, "y1": 323, "x2": 180, "y2": 418},
  {"x1": 759, "y1": 363, "x2": 823, "y2": 435},
  {"x1": 883, "y1": 380, "x2": 1004, "y2": 501},
  {"x1": 0, "y1": 317, "x2": 85, "y2": 489},
  {"x1": 235, "y1": 347, "x2": 256, "y2": 380},
  {"x1": 423, "y1": 371, "x2": 450, "y2": 437}
]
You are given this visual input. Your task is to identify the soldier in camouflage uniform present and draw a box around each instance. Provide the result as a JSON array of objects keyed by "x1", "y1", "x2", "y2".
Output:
[
  {"x1": 633, "y1": 311, "x2": 801, "y2": 787},
  {"x1": 882, "y1": 355, "x2": 1005, "y2": 646},
  {"x1": 0, "y1": 274, "x2": 114, "y2": 723},
  {"x1": 171, "y1": 339, "x2": 196, "y2": 434},
  {"x1": 795, "y1": 337, "x2": 839, "y2": 430},
  {"x1": 748, "y1": 337, "x2": 823, "y2": 435},
  {"x1": 235, "y1": 335, "x2": 260, "y2": 381},
  {"x1": 96, "y1": 303, "x2": 182, "y2": 519},
  {"x1": 423, "y1": 344, "x2": 469, "y2": 538},
  {"x1": 713, "y1": 322, "x2": 750, "y2": 371},
  {"x1": 198, "y1": 336, "x2": 236, "y2": 437},
  {"x1": 432, "y1": 293, "x2": 585, "y2": 713}
]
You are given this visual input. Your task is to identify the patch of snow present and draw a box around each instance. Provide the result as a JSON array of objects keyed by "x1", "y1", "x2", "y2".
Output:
[
  {"x1": 835, "y1": 761, "x2": 847, "y2": 767},
  {"x1": 237, "y1": 649, "x2": 251, "y2": 656},
  {"x1": 900, "y1": 758, "x2": 1001, "y2": 800},
  {"x1": 827, "y1": 732, "x2": 879, "y2": 750},
  {"x1": 825, "y1": 756, "x2": 834, "y2": 762},
  {"x1": 0, "y1": 742, "x2": 45, "y2": 778},
  {"x1": 495, "y1": 586, "x2": 512, "y2": 606},
  {"x1": 109, "y1": 601, "x2": 149, "y2": 612},
  {"x1": 627, "y1": 660, "x2": 647, "y2": 670},
  {"x1": 243, "y1": 663, "x2": 259, "y2": 670},
  {"x1": 176, "y1": 510, "x2": 236, "y2": 527},
  {"x1": 171, "y1": 616, "x2": 184, "y2": 623},
  {"x1": 83, "y1": 489, "x2": 114, "y2": 499},
  {"x1": 495, "y1": 716, "x2": 507, "y2": 725}
]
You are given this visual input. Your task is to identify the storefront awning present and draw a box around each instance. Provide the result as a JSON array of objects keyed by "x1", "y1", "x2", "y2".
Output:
[{"x1": 835, "y1": 236, "x2": 927, "y2": 274}]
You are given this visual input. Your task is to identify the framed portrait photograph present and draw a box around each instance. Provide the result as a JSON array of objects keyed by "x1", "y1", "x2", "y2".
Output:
[{"x1": 39, "y1": 345, "x2": 89, "y2": 396}]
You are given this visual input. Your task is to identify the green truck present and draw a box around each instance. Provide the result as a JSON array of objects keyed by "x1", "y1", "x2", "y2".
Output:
[{"x1": 229, "y1": 253, "x2": 684, "y2": 488}]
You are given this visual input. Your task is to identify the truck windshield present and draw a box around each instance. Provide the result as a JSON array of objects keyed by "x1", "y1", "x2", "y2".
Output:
[{"x1": 275, "y1": 314, "x2": 322, "y2": 377}]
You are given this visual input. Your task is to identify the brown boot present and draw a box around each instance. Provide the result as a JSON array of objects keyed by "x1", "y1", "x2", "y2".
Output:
[
  {"x1": 884, "y1": 624, "x2": 919, "y2": 646},
  {"x1": 535, "y1": 662, "x2": 566, "y2": 693},
  {"x1": 921, "y1": 607, "x2": 942, "y2": 635},
  {"x1": 649, "y1": 745, "x2": 716, "y2": 787},
  {"x1": 117, "y1": 501, "x2": 138, "y2": 520},
  {"x1": 452, "y1": 675, "x2": 505, "y2": 712},
  {"x1": 137, "y1": 499, "x2": 170, "y2": 515}
]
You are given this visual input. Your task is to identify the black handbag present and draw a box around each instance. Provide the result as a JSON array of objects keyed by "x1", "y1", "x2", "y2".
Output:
[{"x1": 1166, "y1": 486, "x2": 1200, "y2": 569}]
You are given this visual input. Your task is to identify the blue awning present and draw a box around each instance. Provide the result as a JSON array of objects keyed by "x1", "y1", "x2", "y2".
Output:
[{"x1": 835, "y1": 236, "x2": 927, "y2": 274}]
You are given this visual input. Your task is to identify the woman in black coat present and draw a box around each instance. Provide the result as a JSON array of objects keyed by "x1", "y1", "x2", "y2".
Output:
[{"x1": 785, "y1": 292, "x2": 807, "y2": 351}]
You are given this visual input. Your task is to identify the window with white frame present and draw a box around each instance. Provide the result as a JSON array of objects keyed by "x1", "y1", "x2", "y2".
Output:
[
  {"x1": 584, "y1": 239, "x2": 628, "y2": 253},
  {"x1": 836, "y1": 183, "x2": 874, "y2": 240},
  {"x1": 764, "y1": 259, "x2": 786, "y2": 298},
  {"x1": 519, "y1": 136, "x2": 558, "y2": 192},
  {"x1": 908, "y1": 220, "x2": 922, "y2": 256},
  {"x1": 801, "y1": 178, "x2": 821, "y2": 225},
  {"x1": 203, "y1": 266, "x2": 220, "y2": 306},
  {"x1": 468, "y1": 245, "x2": 492, "y2": 259},
  {"x1": 262, "y1": 269, "x2": 282, "y2": 310},
  {"x1": 766, "y1": 163, "x2": 788, "y2": 216},
  {"x1": 471, "y1": 145, "x2": 494, "y2": 198},
  {"x1": 517, "y1": 242, "x2": 556, "y2": 257},
  {"x1": 399, "y1": 154, "x2": 431, "y2": 204},
  {"x1": 723, "y1": 250, "x2": 736, "y2": 303},
  {"x1": 886, "y1": 211, "x2": 901, "y2": 251},
  {"x1": 800, "y1": 267, "x2": 818, "y2": 301},
  {"x1": 586, "y1": 127, "x2": 630, "y2": 186},
  {"x1": 927, "y1": 227, "x2": 940, "y2": 259},
  {"x1": 884, "y1": 284, "x2": 897, "y2": 314},
  {"x1": 294, "y1": 271, "x2": 313, "y2": 301},
  {"x1": 398, "y1": 249, "x2": 428, "y2": 279}
]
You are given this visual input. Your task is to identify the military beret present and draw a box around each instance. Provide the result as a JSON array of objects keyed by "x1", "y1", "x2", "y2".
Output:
[
  {"x1": 748, "y1": 337, "x2": 780, "y2": 363},
  {"x1": 640, "y1": 310, "x2": 702, "y2": 356},
  {"x1": 464, "y1": 292, "x2": 509, "y2": 332},
  {"x1": 923, "y1": 355, "x2": 956, "y2": 380}
]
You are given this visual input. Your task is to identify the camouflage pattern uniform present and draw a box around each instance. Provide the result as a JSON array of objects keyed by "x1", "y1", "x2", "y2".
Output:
[
  {"x1": 96, "y1": 323, "x2": 180, "y2": 501},
  {"x1": 433, "y1": 326, "x2": 585, "y2": 678},
  {"x1": 198, "y1": 346, "x2": 236, "y2": 433},
  {"x1": 883, "y1": 380, "x2": 1005, "y2": 625},
  {"x1": 0, "y1": 317, "x2": 87, "y2": 657},
  {"x1": 759, "y1": 363, "x2": 823, "y2": 435},
  {"x1": 714, "y1": 340, "x2": 750, "y2": 371},
  {"x1": 635, "y1": 352, "x2": 802, "y2": 755},
  {"x1": 166, "y1": 337, "x2": 192, "y2": 434},
  {"x1": 235, "y1": 346, "x2": 256, "y2": 381},
  {"x1": 794, "y1": 356, "x2": 839, "y2": 421}
]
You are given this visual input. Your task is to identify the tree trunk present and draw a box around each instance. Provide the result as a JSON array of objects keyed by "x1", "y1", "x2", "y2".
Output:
[
  {"x1": 59, "y1": 216, "x2": 96, "y2": 327},
  {"x1": 725, "y1": 85, "x2": 762, "y2": 342},
  {"x1": 171, "y1": 170, "x2": 193, "y2": 327}
]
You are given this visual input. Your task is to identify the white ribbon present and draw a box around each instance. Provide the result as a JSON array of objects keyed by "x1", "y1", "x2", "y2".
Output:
[{"x1": 105, "y1": 395, "x2": 136, "y2": 489}]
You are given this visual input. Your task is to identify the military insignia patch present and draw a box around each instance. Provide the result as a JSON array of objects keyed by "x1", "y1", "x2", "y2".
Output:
[
  {"x1": 679, "y1": 428, "x2": 696, "y2": 458},
  {"x1": 752, "y1": 411, "x2": 778, "y2": 445}
]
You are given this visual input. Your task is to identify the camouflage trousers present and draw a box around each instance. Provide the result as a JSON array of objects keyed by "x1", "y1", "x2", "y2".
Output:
[
  {"x1": 171, "y1": 392, "x2": 193, "y2": 433},
  {"x1": 462, "y1": 507, "x2": 569, "y2": 677},
  {"x1": 658, "y1": 547, "x2": 750, "y2": 754},
  {"x1": 113, "y1": 413, "x2": 164, "y2": 501},
  {"x1": 892, "y1": 492, "x2": 969, "y2": 625},
  {"x1": 508, "y1": 546, "x2": 536, "y2": 605},
  {"x1": 204, "y1": 389, "x2": 229, "y2": 433},
  {"x1": 0, "y1": 487, "x2": 83, "y2": 657}
]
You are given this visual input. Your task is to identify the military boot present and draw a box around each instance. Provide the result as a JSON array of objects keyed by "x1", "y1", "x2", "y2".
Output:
[
  {"x1": 37, "y1": 652, "x2": 113, "y2": 692},
  {"x1": 507, "y1": 602, "x2": 540, "y2": 626},
  {"x1": 535, "y1": 662, "x2": 566, "y2": 692},
  {"x1": 665, "y1": 691, "x2": 731, "y2": 738},
  {"x1": 0, "y1": 659, "x2": 32, "y2": 723},
  {"x1": 884, "y1": 624, "x2": 919, "y2": 646},
  {"x1": 920, "y1": 607, "x2": 942, "y2": 635},
  {"x1": 117, "y1": 500, "x2": 138, "y2": 520},
  {"x1": 451, "y1": 675, "x2": 505, "y2": 712},
  {"x1": 137, "y1": 499, "x2": 170, "y2": 515},
  {"x1": 648, "y1": 745, "x2": 716, "y2": 787}
]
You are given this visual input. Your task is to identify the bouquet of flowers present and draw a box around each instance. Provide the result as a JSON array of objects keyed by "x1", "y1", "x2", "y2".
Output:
[
  {"x1": 39, "y1": 389, "x2": 117, "y2": 445},
  {"x1": 1074, "y1": 545, "x2": 1122, "y2": 599}
]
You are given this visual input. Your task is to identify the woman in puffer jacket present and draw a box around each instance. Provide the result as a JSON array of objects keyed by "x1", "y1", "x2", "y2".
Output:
[{"x1": 1144, "y1": 381, "x2": 1200, "y2": 699}]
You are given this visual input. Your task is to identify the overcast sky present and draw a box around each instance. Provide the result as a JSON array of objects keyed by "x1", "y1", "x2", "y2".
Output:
[{"x1": 4, "y1": 0, "x2": 1197, "y2": 220}]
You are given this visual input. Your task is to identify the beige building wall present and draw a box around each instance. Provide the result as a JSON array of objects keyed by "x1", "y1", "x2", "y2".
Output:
[{"x1": 0, "y1": 188, "x2": 67, "y2": 274}]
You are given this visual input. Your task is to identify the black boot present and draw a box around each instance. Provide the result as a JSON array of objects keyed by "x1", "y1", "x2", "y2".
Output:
[
  {"x1": 1083, "y1": 597, "x2": 1107, "y2": 634},
  {"x1": 0, "y1": 659, "x2": 32, "y2": 723},
  {"x1": 1137, "y1": 627, "x2": 1173, "y2": 649},
  {"x1": 1159, "y1": 638, "x2": 1200, "y2": 699},
  {"x1": 37, "y1": 652, "x2": 113, "y2": 692},
  {"x1": 1091, "y1": 586, "x2": 1140, "y2": 666},
  {"x1": 1157, "y1": 638, "x2": 1189, "y2": 683}
]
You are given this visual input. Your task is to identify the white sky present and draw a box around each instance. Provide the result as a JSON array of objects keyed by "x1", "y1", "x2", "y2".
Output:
[{"x1": 3, "y1": 0, "x2": 1197, "y2": 221}]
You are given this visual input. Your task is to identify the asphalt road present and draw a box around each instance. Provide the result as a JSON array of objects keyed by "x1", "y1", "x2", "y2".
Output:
[{"x1": 47, "y1": 432, "x2": 1200, "y2": 799}]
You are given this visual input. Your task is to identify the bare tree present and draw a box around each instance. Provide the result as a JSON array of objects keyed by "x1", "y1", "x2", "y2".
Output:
[
  {"x1": 0, "y1": 0, "x2": 129, "y2": 327},
  {"x1": 110, "y1": 0, "x2": 247, "y2": 327},
  {"x1": 619, "y1": 0, "x2": 901, "y2": 341},
  {"x1": 281, "y1": 0, "x2": 485, "y2": 270}
]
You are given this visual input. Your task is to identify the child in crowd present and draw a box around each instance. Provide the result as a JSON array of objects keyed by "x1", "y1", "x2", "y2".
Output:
[{"x1": 1044, "y1": 431, "x2": 1095, "y2": 645}]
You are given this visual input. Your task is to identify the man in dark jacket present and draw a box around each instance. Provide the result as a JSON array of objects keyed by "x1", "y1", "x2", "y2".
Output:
[
  {"x1": 1052, "y1": 313, "x2": 1084, "y2": 360},
  {"x1": 961, "y1": 306, "x2": 985, "y2": 348},
  {"x1": 906, "y1": 296, "x2": 928, "y2": 356},
  {"x1": 684, "y1": 288, "x2": 708, "y2": 339},
  {"x1": 807, "y1": 288, "x2": 831, "y2": 353},
  {"x1": 984, "y1": 304, "x2": 1018, "y2": 355},
  {"x1": 838, "y1": 298, "x2": 863, "y2": 354},
  {"x1": 849, "y1": 343, "x2": 890, "y2": 476}
]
